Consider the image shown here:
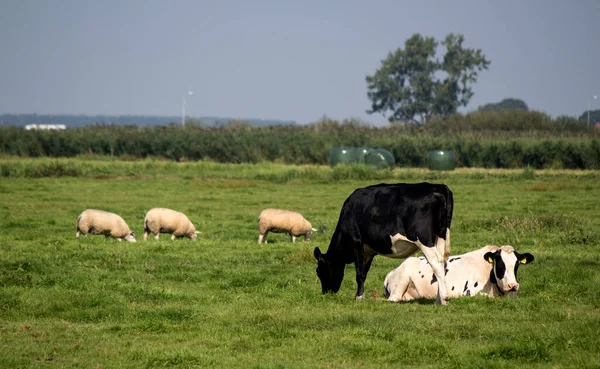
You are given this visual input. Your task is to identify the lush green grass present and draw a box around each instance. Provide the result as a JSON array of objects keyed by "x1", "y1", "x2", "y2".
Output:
[{"x1": 1, "y1": 158, "x2": 599, "y2": 368}]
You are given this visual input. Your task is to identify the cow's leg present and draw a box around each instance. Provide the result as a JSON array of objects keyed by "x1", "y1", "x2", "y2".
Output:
[
  {"x1": 418, "y1": 240, "x2": 449, "y2": 305},
  {"x1": 354, "y1": 248, "x2": 365, "y2": 300},
  {"x1": 358, "y1": 256, "x2": 375, "y2": 299},
  {"x1": 355, "y1": 245, "x2": 377, "y2": 300}
]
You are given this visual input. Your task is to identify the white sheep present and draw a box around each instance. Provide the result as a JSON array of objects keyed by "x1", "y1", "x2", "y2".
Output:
[
  {"x1": 257, "y1": 208, "x2": 316, "y2": 244},
  {"x1": 76, "y1": 209, "x2": 136, "y2": 242},
  {"x1": 143, "y1": 208, "x2": 199, "y2": 241}
]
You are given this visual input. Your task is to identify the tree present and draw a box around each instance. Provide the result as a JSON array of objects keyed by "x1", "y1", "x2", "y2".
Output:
[
  {"x1": 478, "y1": 98, "x2": 529, "y2": 112},
  {"x1": 578, "y1": 110, "x2": 600, "y2": 126},
  {"x1": 366, "y1": 33, "x2": 490, "y2": 124}
]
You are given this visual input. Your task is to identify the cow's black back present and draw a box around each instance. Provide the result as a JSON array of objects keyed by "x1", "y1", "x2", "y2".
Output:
[{"x1": 328, "y1": 182, "x2": 453, "y2": 258}]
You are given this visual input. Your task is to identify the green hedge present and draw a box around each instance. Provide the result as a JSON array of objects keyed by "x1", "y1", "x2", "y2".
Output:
[{"x1": 1, "y1": 111, "x2": 598, "y2": 169}]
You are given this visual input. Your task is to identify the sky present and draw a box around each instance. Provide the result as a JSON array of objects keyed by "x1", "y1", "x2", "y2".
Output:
[{"x1": 1, "y1": 0, "x2": 599, "y2": 126}]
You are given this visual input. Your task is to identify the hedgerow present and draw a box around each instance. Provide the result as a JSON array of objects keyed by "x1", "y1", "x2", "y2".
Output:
[{"x1": 1, "y1": 111, "x2": 598, "y2": 169}]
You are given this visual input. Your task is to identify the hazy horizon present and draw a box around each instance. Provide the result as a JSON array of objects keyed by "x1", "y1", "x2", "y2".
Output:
[{"x1": 1, "y1": 0, "x2": 599, "y2": 126}]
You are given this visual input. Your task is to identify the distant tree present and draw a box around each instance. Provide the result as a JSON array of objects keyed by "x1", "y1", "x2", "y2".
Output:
[
  {"x1": 222, "y1": 119, "x2": 253, "y2": 130},
  {"x1": 478, "y1": 98, "x2": 528, "y2": 112},
  {"x1": 366, "y1": 33, "x2": 490, "y2": 124},
  {"x1": 578, "y1": 109, "x2": 600, "y2": 126}
]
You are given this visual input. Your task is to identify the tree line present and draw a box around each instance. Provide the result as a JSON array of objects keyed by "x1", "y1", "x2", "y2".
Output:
[{"x1": 1, "y1": 110, "x2": 598, "y2": 169}]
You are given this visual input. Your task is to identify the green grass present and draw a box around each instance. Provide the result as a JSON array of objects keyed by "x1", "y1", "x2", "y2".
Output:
[{"x1": 0, "y1": 158, "x2": 599, "y2": 368}]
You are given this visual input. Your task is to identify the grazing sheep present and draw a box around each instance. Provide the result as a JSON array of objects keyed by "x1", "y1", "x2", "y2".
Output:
[
  {"x1": 143, "y1": 208, "x2": 199, "y2": 241},
  {"x1": 258, "y1": 208, "x2": 316, "y2": 244},
  {"x1": 76, "y1": 209, "x2": 136, "y2": 242}
]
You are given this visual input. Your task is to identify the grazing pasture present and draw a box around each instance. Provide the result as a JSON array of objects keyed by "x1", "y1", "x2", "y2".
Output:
[{"x1": 0, "y1": 158, "x2": 599, "y2": 368}]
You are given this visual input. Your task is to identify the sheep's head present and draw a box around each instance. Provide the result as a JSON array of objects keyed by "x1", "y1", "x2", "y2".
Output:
[{"x1": 305, "y1": 227, "x2": 317, "y2": 241}]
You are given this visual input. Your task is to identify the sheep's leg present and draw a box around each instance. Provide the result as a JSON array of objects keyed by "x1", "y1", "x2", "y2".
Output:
[
  {"x1": 154, "y1": 233, "x2": 159, "y2": 240},
  {"x1": 143, "y1": 231, "x2": 149, "y2": 241},
  {"x1": 263, "y1": 231, "x2": 269, "y2": 244},
  {"x1": 76, "y1": 231, "x2": 80, "y2": 238},
  {"x1": 258, "y1": 234, "x2": 264, "y2": 244},
  {"x1": 171, "y1": 234, "x2": 176, "y2": 240},
  {"x1": 290, "y1": 234, "x2": 296, "y2": 243}
]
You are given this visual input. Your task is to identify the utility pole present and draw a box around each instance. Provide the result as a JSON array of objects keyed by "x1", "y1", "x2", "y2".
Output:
[{"x1": 182, "y1": 90, "x2": 193, "y2": 126}]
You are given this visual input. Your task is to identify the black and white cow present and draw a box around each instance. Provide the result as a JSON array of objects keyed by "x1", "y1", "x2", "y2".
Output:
[
  {"x1": 314, "y1": 182, "x2": 454, "y2": 305},
  {"x1": 384, "y1": 245, "x2": 535, "y2": 302}
]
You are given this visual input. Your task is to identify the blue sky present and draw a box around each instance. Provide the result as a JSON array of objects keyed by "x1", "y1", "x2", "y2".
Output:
[{"x1": 1, "y1": 0, "x2": 598, "y2": 125}]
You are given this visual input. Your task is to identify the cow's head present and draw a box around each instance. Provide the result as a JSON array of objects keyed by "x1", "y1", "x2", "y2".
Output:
[
  {"x1": 484, "y1": 246, "x2": 534, "y2": 297},
  {"x1": 314, "y1": 247, "x2": 345, "y2": 294},
  {"x1": 125, "y1": 232, "x2": 137, "y2": 243}
]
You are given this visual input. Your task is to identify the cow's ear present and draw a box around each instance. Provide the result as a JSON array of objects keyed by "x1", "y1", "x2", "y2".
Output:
[
  {"x1": 483, "y1": 252, "x2": 494, "y2": 264},
  {"x1": 519, "y1": 253, "x2": 534, "y2": 265},
  {"x1": 314, "y1": 247, "x2": 322, "y2": 261}
]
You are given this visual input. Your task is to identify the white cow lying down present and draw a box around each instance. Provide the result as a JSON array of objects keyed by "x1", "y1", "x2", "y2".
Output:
[{"x1": 384, "y1": 245, "x2": 534, "y2": 302}]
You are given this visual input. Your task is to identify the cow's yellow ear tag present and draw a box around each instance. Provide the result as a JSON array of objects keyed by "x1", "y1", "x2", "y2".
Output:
[
  {"x1": 520, "y1": 258, "x2": 528, "y2": 264},
  {"x1": 487, "y1": 257, "x2": 493, "y2": 263}
]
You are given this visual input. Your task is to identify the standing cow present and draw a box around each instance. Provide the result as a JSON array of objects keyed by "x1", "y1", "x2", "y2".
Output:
[
  {"x1": 384, "y1": 245, "x2": 535, "y2": 302},
  {"x1": 314, "y1": 182, "x2": 454, "y2": 305}
]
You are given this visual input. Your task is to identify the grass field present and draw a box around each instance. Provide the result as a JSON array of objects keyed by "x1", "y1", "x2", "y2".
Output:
[{"x1": 1, "y1": 158, "x2": 599, "y2": 368}]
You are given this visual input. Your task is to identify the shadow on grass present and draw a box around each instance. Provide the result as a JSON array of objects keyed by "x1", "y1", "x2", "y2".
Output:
[{"x1": 368, "y1": 290, "x2": 436, "y2": 305}]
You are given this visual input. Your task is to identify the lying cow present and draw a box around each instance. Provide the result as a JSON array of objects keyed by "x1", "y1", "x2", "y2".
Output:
[
  {"x1": 384, "y1": 245, "x2": 534, "y2": 302},
  {"x1": 314, "y1": 182, "x2": 454, "y2": 304}
]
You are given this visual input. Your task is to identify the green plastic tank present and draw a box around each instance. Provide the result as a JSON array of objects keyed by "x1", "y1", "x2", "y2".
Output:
[
  {"x1": 330, "y1": 147, "x2": 357, "y2": 166},
  {"x1": 427, "y1": 150, "x2": 456, "y2": 171},
  {"x1": 354, "y1": 147, "x2": 370, "y2": 163},
  {"x1": 364, "y1": 148, "x2": 395, "y2": 169}
]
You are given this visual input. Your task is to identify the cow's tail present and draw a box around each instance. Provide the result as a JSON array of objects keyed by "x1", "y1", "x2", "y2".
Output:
[
  {"x1": 437, "y1": 185, "x2": 454, "y2": 260},
  {"x1": 445, "y1": 185, "x2": 454, "y2": 231},
  {"x1": 444, "y1": 228, "x2": 451, "y2": 261},
  {"x1": 445, "y1": 186, "x2": 454, "y2": 260}
]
